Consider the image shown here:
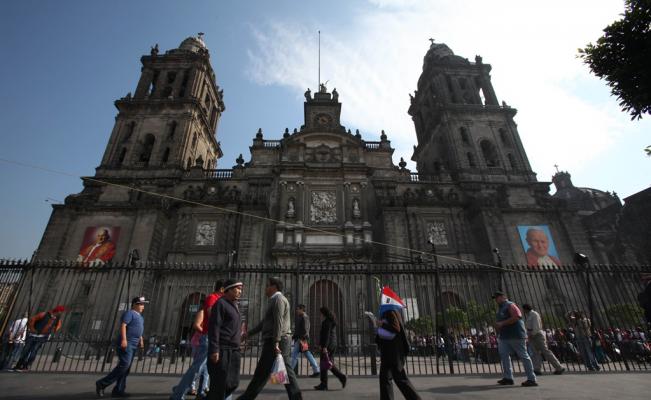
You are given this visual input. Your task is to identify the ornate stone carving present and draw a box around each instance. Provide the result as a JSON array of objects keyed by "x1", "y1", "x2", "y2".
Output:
[
  {"x1": 310, "y1": 191, "x2": 337, "y2": 224},
  {"x1": 427, "y1": 221, "x2": 449, "y2": 246},
  {"x1": 286, "y1": 197, "x2": 296, "y2": 218},
  {"x1": 352, "y1": 198, "x2": 361, "y2": 218},
  {"x1": 195, "y1": 221, "x2": 217, "y2": 246}
]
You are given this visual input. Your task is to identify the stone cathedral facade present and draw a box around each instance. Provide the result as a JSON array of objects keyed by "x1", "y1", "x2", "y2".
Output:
[{"x1": 34, "y1": 36, "x2": 627, "y2": 268}]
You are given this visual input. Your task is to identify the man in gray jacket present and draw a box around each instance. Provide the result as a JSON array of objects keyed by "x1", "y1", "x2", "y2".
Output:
[{"x1": 237, "y1": 277, "x2": 302, "y2": 400}]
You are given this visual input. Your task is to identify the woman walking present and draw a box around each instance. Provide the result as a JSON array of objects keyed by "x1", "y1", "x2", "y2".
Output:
[{"x1": 314, "y1": 307, "x2": 347, "y2": 391}]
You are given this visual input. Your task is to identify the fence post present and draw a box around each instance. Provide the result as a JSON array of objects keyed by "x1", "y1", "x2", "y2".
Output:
[{"x1": 365, "y1": 264, "x2": 378, "y2": 375}]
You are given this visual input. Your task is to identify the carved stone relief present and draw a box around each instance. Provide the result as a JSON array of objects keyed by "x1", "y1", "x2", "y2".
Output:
[
  {"x1": 310, "y1": 191, "x2": 337, "y2": 224},
  {"x1": 427, "y1": 221, "x2": 449, "y2": 246},
  {"x1": 195, "y1": 221, "x2": 217, "y2": 246}
]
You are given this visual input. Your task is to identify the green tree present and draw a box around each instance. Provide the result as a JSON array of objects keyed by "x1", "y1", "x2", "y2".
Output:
[
  {"x1": 604, "y1": 303, "x2": 645, "y2": 327},
  {"x1": 578, "y1": 1, "x2": 651, "y2": 120},
  {"x1": 405, "y1": 316, "x2": 434, "y2": 336}
]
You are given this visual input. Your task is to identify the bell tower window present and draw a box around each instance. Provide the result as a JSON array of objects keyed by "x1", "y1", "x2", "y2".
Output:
[
  {"x1": 117, "y1": 148, "x2": 127, "y2": 166},
  {"x1": 161, "y1": 147, "x2": 170, "y2": 164},
  {"x1": 139, "y1": 134, "x2": 156, "y2": 165},
  {"x1": 480, "y1": 140, "x2": 499, "y2": 167},
  {"x1": 460, "y1": 127, "x2": 470, "y2": 144},
  {"x1": 467, "y1": 152, "x2": 476, "y2": 167}
]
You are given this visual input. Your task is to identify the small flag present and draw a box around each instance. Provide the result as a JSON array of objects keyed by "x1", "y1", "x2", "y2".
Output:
[{"x1": 379, "y1": 286, "x2": 406, "y2": 316}]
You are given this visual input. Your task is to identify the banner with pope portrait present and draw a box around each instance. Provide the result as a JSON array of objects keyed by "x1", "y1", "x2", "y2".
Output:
[
  {"x1": 77, "y1": 226, "x2": 120, "y2": 266},
  {"x1": 517, "y1": 225, "x2": 561, "y2": 268}
]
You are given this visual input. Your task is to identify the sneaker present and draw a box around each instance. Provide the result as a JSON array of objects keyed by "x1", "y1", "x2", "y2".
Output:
[
  {"x1": 497, "y1": 378, "x2": 514, "y2": 385},
  {"x1": 340, "y1": 375, "x2": 347, "y2": 388},
  {"x1": 553, "y1": 368, "x2": 566, "y2": 375},
  {"x1": 521, "y1": 380, "x2": 538, "y2": 387},
  {"x1": 314, "y1": 384, "x2": 328, "y2": 391},
  {"x1": 310, "y1": 372, "x2": 320, "y2": 378},
  {"x1": 95, "y1": 382, "x2": 105, "y2": 398}
]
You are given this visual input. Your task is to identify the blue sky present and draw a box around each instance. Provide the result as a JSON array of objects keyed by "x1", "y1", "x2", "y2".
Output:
[{"x1": 1, "y1": 0, "x2": 649, "y2": 259}]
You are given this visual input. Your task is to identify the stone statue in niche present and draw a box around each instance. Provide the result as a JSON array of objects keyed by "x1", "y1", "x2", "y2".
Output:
[
  {"x1": 427, "y1": 221, "x2": 449, "y2": 246},
  {"x1": 352, "y1": 198, "x2": 361, "y2": 218},
  {"x1": 304, "y1": 88, "x2": 311, "y2": 101},
  {"x1": 286, "y1": 197, "x2": 296, "y2": 218},
  {"x1": 310, "y1": 191, "x2": 337, "y2": 224}
]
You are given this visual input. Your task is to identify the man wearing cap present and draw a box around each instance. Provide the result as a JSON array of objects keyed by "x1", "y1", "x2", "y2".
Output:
[
  {"x1": 493, "y1": 291, "x2": 537, "y2": 387},
  {"x1": 522, "y1": 304, "x2": 565, "y2": 375},
  {"x1": 208, "y1": 279, "x2": 243, "y2": 400},
  {"x1": 14, "y1": 305, "x2": 65, "y2": 371},
  {"x1": 96, "y1": 296, "x2": 148, "y2": 398},
  {"x1": 170, "y1": 280, "x2": 226, "y2": 400}
]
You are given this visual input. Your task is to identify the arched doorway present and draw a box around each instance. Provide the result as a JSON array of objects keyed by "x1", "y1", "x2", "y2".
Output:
[{"x1": 308, "y1": 280, "x2": 344, "y2": 350}]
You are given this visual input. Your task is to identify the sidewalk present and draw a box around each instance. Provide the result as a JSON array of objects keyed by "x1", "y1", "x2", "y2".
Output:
[{"x1": 1, "y1": 371, "x2": 649, "y2": 399}]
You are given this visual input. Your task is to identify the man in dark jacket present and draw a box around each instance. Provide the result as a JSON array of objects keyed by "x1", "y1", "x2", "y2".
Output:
[
  {"x1": 207, "y1": 279, "x2": 243, "y2": 400},
  {"x1": 376, "y1": 309, "x2": 420, "y2": 400},
  {"x1": 290, "y1": 305, "x2": 319, "y2": 377}
]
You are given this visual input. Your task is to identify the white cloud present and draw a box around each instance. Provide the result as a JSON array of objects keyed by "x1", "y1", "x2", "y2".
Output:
[{"x1": 246, "y1": 0, "x2": 637, "y2": 186}]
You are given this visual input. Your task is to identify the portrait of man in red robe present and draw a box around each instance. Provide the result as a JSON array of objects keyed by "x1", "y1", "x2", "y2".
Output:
[{"x1": 77, "y1": 227, "x2": 119, "y2": 266}]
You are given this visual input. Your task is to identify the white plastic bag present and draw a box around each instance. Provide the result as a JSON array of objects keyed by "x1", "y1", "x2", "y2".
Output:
[{"x1": 269, "y1": 354, "x2": 289, "y2": 384}]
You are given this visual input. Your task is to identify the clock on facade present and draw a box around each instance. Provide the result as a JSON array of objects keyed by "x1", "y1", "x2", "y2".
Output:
[
  {"x1": 314, "y1": 113, "x2": 333, "y2": 127},
  {"x1": 195, "y1": 221, "x2": 217, "y2": 246}
]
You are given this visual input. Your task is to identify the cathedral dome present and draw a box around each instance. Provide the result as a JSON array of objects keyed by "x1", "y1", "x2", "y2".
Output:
[
  {"x1": 179, "y1": 35, "x2": 207, "y2": 53},
  {"x1": 423, "y1": 42, "x2": 469, "y2": 68}
]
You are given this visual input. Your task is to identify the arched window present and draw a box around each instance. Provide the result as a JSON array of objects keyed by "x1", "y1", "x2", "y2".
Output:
[
  {"x1": 480, "y1": 140, "x2": 499, "y2": 167},
  {"x1": 499, "y1": 128, "x2": 511, "y2": 146},
  {"x1": 161, "y1": 147, "x2": 170, "y2": 164},
  {"x1": 117, "y1": 148, "x2": 127, "y2": 166},
  {"x1": 467, "y1": 152, "x2": 476, "y2": 167},
  {"x1": 139, "y1": 134, "x2": 156, "y2": 165},
  {"x1": 507, "y1": 153, "x2": 517, "y2": 169},
  {"x1": 123, "y1": 121, "x2": 136, "y2": 142},
  {"x1": 168, "y1": 121, "x2": 177, "y2": 140},
  {"x1": 460, "y1": 127, "x2": 470, "y2": 144}
]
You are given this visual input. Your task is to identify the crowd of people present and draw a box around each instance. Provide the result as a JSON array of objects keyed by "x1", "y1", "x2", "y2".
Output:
[{"x1": 2, "y1": 276, "x2": 650, "y2": 399}]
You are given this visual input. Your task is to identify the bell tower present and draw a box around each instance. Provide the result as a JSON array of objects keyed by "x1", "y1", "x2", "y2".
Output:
[
  {"x1": 409, "y1": 42, "x2": 536, "y2": 183},
  {"x1": 97, "y1": 34, "x2": 224, "y2": 176}
]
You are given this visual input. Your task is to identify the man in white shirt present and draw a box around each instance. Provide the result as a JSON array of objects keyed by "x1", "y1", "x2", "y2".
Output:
[
  {"x1": 522, "y1": 304, "x2": 565, "y2": 375},
  {"x1": 1, "y1": 312, "x2": 28, "y2": 370}
]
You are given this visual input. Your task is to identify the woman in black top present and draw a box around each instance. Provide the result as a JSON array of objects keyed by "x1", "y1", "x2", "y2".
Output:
[
  {"x1": 376, "y1": 309, "x2": 421, "y2": 400},
  {"x1": 314, "y1": 306, "x2": 347, "y2": 391}
]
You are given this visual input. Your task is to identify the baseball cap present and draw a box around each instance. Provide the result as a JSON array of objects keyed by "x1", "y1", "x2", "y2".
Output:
[
  {"x1": 492, "y1": 291, "x2": 506, "y2": 299},
  {"x1": 131, "y1": 296, "x2": 150, "y2": 305}
]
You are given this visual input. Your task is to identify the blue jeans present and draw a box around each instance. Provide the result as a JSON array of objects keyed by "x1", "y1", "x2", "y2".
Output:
[
  {"x1": 15, "y1": 335, "x2": 48, "y2": 369},
  {"x1": 172, "y1": 336, "x2": 231, "y2": 400},
  {"x1": 97, "y1": 344, "x2": 137, "y2": 395},
  {"x1": 290, "y1": 340, "x2": 320, "y2": 374},
  {"x1": 498, "y1": 338, "x2": 536, "y2": 381},
  {"x1": 576, "y1": 337, "x2": 599, "y2": 369},
  {"x1": 1, "y1": 342, "x2": 24, "y2": 369}
]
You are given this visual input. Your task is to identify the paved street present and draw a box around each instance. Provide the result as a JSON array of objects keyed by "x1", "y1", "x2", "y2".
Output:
[{"x1": 1, "y1": 371, "x2": 649, "y2": 399}]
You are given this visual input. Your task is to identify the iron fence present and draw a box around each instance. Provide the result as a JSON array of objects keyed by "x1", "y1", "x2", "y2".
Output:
[{"x1": 0, "y1": 259, "x2": 650, "y2": 376}]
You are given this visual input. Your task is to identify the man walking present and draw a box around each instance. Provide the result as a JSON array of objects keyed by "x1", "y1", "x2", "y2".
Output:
[
  {"x1": 522, "y1": 304, "x2": 565, "y2": 375},
  {"x1": 96, "y1": 297, "x2": 147, "y2": 398},
  {"x1": 493, "y1": 291, "x2": 537, "y2": 387},
  {"x1": 207, "y1": 279, "x2": 244, "y2": 400},
  {"x1": 237, "y1": 277, "x2": 302, "y2": 400},
  {"x1": 1, "y1": 312, "x2": 28, "y2": 370},
  {"x1": 170, "y1": 280, "x2": 225, "y2": 400},
  {"x1": 290, "y1": 304, "x2": 319, "y2": 377},
  {"x1": 14, "y1": 305, "x2": 65, "y2": 371},
  {"x1": 567, "y1": 310, "x2": 600, "y2": 371}
]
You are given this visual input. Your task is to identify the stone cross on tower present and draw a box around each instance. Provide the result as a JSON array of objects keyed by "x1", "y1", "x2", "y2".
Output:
[{"x1": 554, "y1": 164, "x2": 560, "y2": 173}]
